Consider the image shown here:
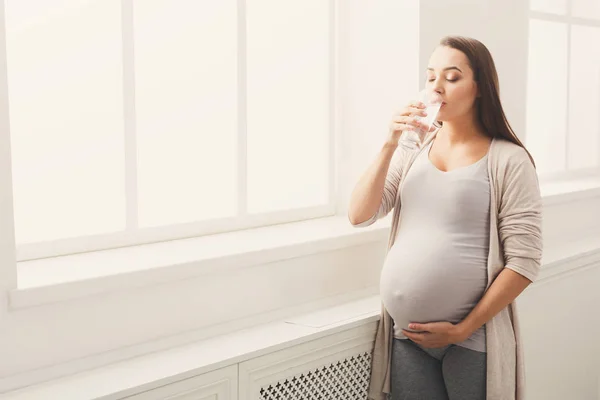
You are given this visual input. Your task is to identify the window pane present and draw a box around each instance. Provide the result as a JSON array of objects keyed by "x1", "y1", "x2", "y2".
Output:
[
  {"x1": 246, "y1": 0, "x2": 331, "y2": 213},
  {"x1": 134, "y1": 0, "x2": 238, "y2": 227},
  {"x1": 6, "y1": 0, "x2": 125, "y2": 244},
  {"x1": 572, "y1": 0, "x2": 600, "y2": 20},
  {"x1": 568, "y1": 25, "x2": 600, "y2": 170},
  {"x1": 526, "y1": 19, "x2": 569, "y2": 174},
  {"x1": 530, "y1": 0, "x2": 568, "y2": 14}
]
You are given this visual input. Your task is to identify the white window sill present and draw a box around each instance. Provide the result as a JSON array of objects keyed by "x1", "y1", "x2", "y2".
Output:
[
  {"x1": 539, "y1": 175, "x2": 600, "y2": 205},
  {"x1": 9, "y1": 176, "x2": 600, "y2": 310},
  {"x1": 10, "y1": 215, "x2": 392, "y2": 310}
]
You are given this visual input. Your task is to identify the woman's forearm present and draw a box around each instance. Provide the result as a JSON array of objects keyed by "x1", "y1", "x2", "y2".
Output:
[
  {"x1": 456, "y1": 268, "x2": 532, "y2": 338},
  {"x1": 347, "y1": 141, "x2": 398, "y2": 225}
]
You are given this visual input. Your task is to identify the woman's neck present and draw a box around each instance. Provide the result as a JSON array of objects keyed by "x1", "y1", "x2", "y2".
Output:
[{"x1": 437, "y1": 113, "x2": 486, "y2": 145}]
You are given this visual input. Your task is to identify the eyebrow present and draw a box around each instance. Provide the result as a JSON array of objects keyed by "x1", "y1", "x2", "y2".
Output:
[{"x1": 427, "y1": 66, "x2": 463, "y2": 73}]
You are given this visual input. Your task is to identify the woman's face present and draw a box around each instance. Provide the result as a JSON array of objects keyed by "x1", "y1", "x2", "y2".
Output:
[{"x1": 426, "y1": 46, "x2": 479, "y2": 123}]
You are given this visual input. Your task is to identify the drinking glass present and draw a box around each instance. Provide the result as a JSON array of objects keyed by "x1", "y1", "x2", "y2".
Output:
[{"x1": 398, "y1": 90, "x2": 443, "y2": 151}]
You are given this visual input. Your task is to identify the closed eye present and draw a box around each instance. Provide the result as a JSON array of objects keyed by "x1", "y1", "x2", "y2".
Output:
[{"x1": 428, "y1": 77, "x2": 459, "y2": 82}]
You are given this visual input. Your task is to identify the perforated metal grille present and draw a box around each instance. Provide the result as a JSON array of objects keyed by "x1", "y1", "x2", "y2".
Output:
[{"x1": 259, "y1": 351, "x2": 372, "y2": 400}]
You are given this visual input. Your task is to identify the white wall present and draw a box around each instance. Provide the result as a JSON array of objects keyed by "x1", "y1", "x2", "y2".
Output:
[
  {"x1": 336, "y1": 0, "x2": 420, "y2": 214},
  {"x1": 0, "y1": 0, "x2": 17, "y2": 337},
  {"x1": 519, "y1": 264, "x2": 600, "y2": 400}
]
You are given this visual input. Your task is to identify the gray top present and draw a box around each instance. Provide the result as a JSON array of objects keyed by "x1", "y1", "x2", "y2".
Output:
[{"x1": 380, "y1": 142, "x2": 491, "y2": 352}]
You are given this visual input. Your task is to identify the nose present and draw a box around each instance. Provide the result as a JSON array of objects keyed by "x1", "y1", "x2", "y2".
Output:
[{"x1": 432, "y1": 81, "x2": 444, "y2": 95}]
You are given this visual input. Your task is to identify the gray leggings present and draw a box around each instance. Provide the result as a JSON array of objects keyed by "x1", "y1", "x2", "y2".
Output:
[{"x1": 391, "y1": 338, "x2": 486, "y2": 400}]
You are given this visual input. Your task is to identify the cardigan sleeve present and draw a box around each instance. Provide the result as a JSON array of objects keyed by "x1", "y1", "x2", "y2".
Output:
[
  {"x1": 351, "y1": 146, "x2": 408, "y2": 228},
  {"x1": 498, "y1": 150, "x2": 543, "y2": 282}
]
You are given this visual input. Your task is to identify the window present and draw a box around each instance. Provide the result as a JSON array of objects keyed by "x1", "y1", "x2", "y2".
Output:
[
  {"x1": 5, "y1": 0, "x2": 336, "y2": 261},
  {"x1": 527, "y1": 0, "x2": 600, "y2": 178}
]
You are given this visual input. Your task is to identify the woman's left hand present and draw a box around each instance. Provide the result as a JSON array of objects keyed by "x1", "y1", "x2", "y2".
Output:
[{"x1": 401, "y1": 322, "x2": 469, "y2": 348}]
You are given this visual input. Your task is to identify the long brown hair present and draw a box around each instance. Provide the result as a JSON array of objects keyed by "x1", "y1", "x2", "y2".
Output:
[{"x1": 439, "y1": 36, "x2": 535, "y2": 166}]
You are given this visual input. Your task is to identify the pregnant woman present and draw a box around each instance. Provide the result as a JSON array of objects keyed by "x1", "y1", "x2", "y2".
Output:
[{"x1": 348, "y1": 36, "x2": 543, "y2": 400}]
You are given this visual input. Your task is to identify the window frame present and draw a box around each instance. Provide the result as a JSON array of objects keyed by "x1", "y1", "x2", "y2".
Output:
[
  {"x1": 528, "y1": 2, "x2": 600, "y2": 181},
  {"x1": 6, "y1": 0, "x2": 338, "y2": 262}
]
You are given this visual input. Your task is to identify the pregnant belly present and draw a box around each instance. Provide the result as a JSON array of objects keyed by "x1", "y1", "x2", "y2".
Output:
[{"x1": 380, "y1": 233, "x2": 487, "y2": 333}]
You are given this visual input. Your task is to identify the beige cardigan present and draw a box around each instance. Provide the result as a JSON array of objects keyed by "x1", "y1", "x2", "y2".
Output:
[{"x1": 355, "y1": 133, "x2": 543, "y2": 400}]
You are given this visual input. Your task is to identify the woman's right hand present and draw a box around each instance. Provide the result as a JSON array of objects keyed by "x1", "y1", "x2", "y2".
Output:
[{"x1": 385, "y1": 101, "x2": 428, "y2": 146}]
